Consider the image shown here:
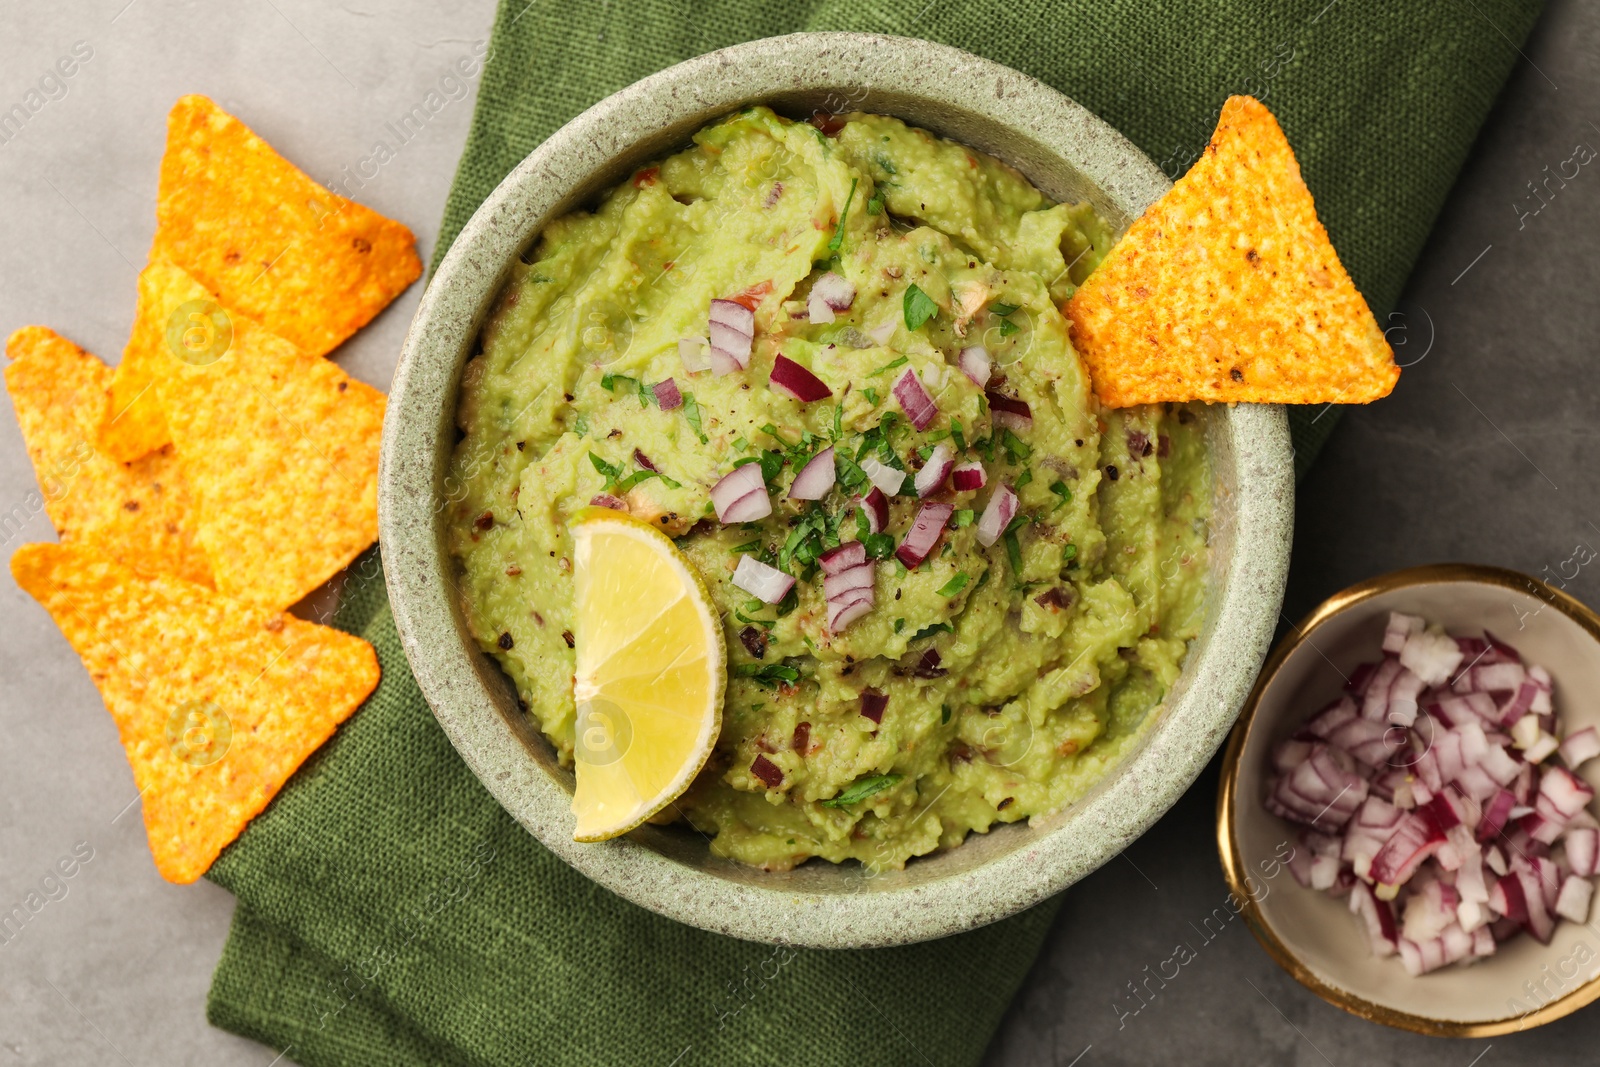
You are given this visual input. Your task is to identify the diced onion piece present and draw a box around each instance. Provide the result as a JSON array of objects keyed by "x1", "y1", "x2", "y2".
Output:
[
  {"x1": 986, "y1": 391, "x2": 1032, "y2": 433},
  {"x1": 958, "y1": 345, "x2": 991, "y2": 387},
  {"x1": 857, "y1": 487, "x2": 889, "y2": 533},
  {"x1": 807, "y1": 272, "x2": 856, "y2": 324},
  {"x1": 732, "y1": 555, "x2": 795, "y2": 604},
  {"x1": 859, "y1": 455, "x2": 906, "y2": 496},
  {"x1": 711, "y1": 464, "x2": 771, "y2": 523},
  {"x1": 1561, "y1": 726, "x2": 1600, "y2": 769},
  {"x1": 1400, "y1": 627, "x2": 1465, "y2": 688},
  {"x1": 866, "y1": 318, "x2": 896, "y2": 346},
  {"x1": 823, "y1": 563, "x2": 873, "y2": 599},
  {"x1": 950, "y1": 461, "x2": 986, "y2": 492},
  {"x1": 893, "y1": 368, "x2": 937, "y2": 430},
  {"x1": 895, "y1": 502, "x2": 952, "y2": 567},
  {"x1": 653, "y1": 378, "x2": 683, "y2": 410},
  {"x1": 709, "y1": 298, "x2": 754, "y2": 370},
  {"x1": 975, "y1": 484, "x2": 1018, "y2": 547},
  {"x1": 859, "y1": 689, "x2": 888, "y2": 723},
  {"x1": 769, "y1": 354, "x2": 833, "y2": 402},
  {"x1": 828, "y1": 594, "x2": 874, "y2": 633},
  {"x1": 819, "y1": 540, "x2": 866, "y2": 576},
  {"x1": 678, "y1": 336, "x2": 711, "y2": 373},
  {"x1": 788, "y1": 446, "x2": 836, "y2": 500},
  {"x1": 1384, "y1": 612, "x2": 1424, "y2": 653},
  {"x1": 708, "y1": 345, "x2": 744, "y2": 376},
  {"x1": 1556, "y1": 875, "x2": 1594, "y2": 924},
  {"x1": 913, "y1": 443, "x2": 954, "y2": 498},
  {"x1": 589, "y1": 493, "x2": 627, "y2": 511}
]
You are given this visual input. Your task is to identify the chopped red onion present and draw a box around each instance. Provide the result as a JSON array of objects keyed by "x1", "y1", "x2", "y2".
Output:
[
  {"x1": 950, "y1": 461, "x2": 986, "y2": 492},
  {"x1": 732, "y1": 555, "x2": 795, "y2": 604},
  {"x1": 789, "y1": 446, "x2": 836, "y2": 500},
  {"x1": 860, "y1": 689, "x2": 888, "y2": 724},
  {"x1": 975, "y1": 484, "x2": 1018, "y2": 548},
  {"x1": 807, "y1": 272, "x2": 856, "y2": 324},
  {"x1": 823, "y1": 564, "x2": 873, "y2": 600},
  {"x1": 679, "y1": 336, "x2": 712, "y2": 373},
  {"x1": 913, "y1": 443, "x2": 954, "y2": 498},
  {"x1": 769, "y1": 354, "x2": 833, "y2": 402},
  {"x1": 986, "y1": 391, "x2": 1032, "y2": 433},
  {"x1": 590, "y1": 493, "x2": 627, "y2": 511},
  {"x1": 751, "y1": 755, "x2": 783, "y2": 787},
  {"x1": 819, "y1": 540, "x2": 866, "y2": 576},
  {"x1": 709, "y1": 298, "x2": 754, "y2": 370},
  {"x1": 1561, "y1": 726, "x2": 1600, "y2": 769},
  {"x1": 866, "y1": 319, "x2": 896, "y2": 346},
  {"x1": 828, "y1": 594, "x2": 874, "y2": 633},
  {"x1": 859, "y1": 455, "x2": 906, "y2": 496},
  {"x1": 895, "y1": 502, "x2": 953, "y2": 568},
  {"x1": 1264, "y1": 612, "x2": 1598, "y2": 977},
  {"x1": 893, "y1": 368, "x2": 937, "y2": 430},
  {"x1": 710, "y1": 463, "x2": 771, "y2": 523},
  {"x1": 632, "y1": 448, "x2": 658, "y2": 472},
  {"x1": 653, "y1": 378, "x2": 683, "y2": 410},
  {"x1": 958, "y1": 345, "x2": 991, "y2": 387},
  {"x1": 857, "y1": 487, "x2": 889, "y2": 533}
]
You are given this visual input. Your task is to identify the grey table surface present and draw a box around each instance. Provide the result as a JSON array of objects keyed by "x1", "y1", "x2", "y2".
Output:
[{"x1": 0, "y1": 1, "x2": 1594, "y2": 1064}]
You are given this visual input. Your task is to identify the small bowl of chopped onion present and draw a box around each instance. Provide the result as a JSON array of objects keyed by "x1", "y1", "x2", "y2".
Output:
[{"x1": 1219, "y1": 563, "x2": 1600, "y2": 1035}]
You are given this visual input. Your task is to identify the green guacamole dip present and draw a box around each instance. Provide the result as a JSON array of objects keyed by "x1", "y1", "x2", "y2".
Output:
[{"x1": 447, "y1": 107, "x2": 1211, "y2": 871}]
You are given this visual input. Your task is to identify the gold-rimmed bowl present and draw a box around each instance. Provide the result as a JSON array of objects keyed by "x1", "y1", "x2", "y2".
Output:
[{"x1": 1219, "y1": 564, "x2": 1600, "y2": 1036}]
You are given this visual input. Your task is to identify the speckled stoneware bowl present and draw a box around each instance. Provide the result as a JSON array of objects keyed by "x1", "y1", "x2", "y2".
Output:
[
  {"x1": 1220, "y1": 565, "x2": 1600, "y2": 1034},
  {"x1": 381, "y1": 32, "x2": 1293, "y2": 948}
]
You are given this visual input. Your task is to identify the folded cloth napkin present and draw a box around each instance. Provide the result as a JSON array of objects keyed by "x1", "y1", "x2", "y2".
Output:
[{"x1": 206, "y1": 2, "x2": 1542, "y2": 1064}]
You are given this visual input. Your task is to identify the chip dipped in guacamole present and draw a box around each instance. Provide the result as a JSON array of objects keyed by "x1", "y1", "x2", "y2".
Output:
[{"x1": 446, "y1": 106, "x2": 1211, "y2": 871}]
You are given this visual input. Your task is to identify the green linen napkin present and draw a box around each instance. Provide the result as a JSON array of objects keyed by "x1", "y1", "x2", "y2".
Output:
[{"x1": 206, "y1": 2, "x2": 1541, "y2": 1064}]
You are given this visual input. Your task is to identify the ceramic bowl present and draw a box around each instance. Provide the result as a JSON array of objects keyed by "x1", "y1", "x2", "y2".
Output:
[
  {"x1": 1219, "y1": 564, "x2": 1600, "y2": 1034},
  {"x1": 381, "y1": 31, "x2": 1294, "y2": 948}
]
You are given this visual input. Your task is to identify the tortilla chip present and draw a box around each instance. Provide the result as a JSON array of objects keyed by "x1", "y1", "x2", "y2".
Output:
[
  {"x1": 100, "y1": 263, "x2": 236, "y2": 462},
  {"x1": 151, "y1": 94, "x2": 421, "y2": 357},
  {"x1": 5, "y1": 326, "x2": 212, "y2": 585},
  {"x1": 100, "y1": 96, "x2": 419, "y2": 462},
  {"x1": 1065, "y1": 96, "x2": 1398, "y2": 407},
  {"x1": 153, "y1": 268, "x2": 385, "y2": 610},
  {"x1": 11, "y1": 542, "x2": 379, "y2": 883}
]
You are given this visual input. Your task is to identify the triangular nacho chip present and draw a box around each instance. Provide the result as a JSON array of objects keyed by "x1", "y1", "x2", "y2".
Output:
[
  {"x1": 153, "y1": 267, "x2": 384, "y2": 610},
  {"x1": 100, "y1": 95, "x2": 421, "y2": 462},
  {"x1": 101, "y1": 262, "x2": 233, "y2": 462},
  {"x1": 11, "y1": 542, "x2": 378, "y2": 883},
  {"x1": 1065, "y1": 96, "x2": 1398, "y2": 407},
  {"x1": 5, "y1": 326, "x2": 212, "y2": 585},
  {"x1": 151, "y1": 94, "x2": 421, "y2": 356}
]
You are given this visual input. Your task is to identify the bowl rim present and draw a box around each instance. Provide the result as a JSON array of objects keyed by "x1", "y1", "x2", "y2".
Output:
[
  {"x1": 382, "y1": 30, "x2": 1294, "y2": 948},
  {"x1": 1216, "y1": 562, "x2": 1600, "y2": 1036}
]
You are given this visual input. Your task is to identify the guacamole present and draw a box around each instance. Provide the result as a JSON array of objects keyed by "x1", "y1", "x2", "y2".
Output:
[{"x1": 447, "y1": 107, "x2": 1211, "y2": 871}]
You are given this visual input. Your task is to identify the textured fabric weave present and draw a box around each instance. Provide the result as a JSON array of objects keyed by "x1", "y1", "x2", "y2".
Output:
[{"x1": 206, "y1": 2, "x2": 1542, "y2": 1064}]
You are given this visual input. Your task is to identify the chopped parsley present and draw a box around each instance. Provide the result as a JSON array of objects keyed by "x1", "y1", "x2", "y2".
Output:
[
  {"x1": 941, "y1": 704, "x2": 952, "y2": 724},
  {"x1": 1001, "y1": 429, "x2": 1032, "y2": 464},
  {"x1": 1014, "y1": 468, "x2": 1033, "y2": 490},
  {"x1": 952, "y1": 508, "x2": 975, "y2": 528},
  {"x1": 734, "y1": 662, "x2": 800, "y2": 689},
  {"x1": 950, "y1": 419, "x2": 967, "y2": 452},
  {"x1": 909, "y1": 621, "x2": 953, "y2": 642},
  {"x1": 1062, "y1": 543, "x2": 1079, "y2": 564},
  {"x1": 903, "y1": 284, "x2": 938, "y2": 331},
  {"x1": 828, "y1": 178, "x2": 857, "y2": 253},
  {"x1": 989, "y1": 301, "x2": 1019, "y2": 316},
  {"x1": 1002, "y1": 514, "x2": 1030, "y2": 574},
  {"x1": 862, "y1": 387, "x2": 880, "y2": 406},
  {"x1": 681, "y1": 392, "x2": 708, "y2": 443},
  {"x1": 870, "y1": 355, "x2": 909, "y2": 376},
  {"x1": 732, "y1": 538, "x2": 764, "y2": 554},
  {"x1": 893, "y1": 618, "x2": 906, "y2": 634},
  {"x1": 1049, "y1": 480, "x2": 1072, "y2": 509},
  {"x1": 998, "y1": 317, "x2": 1020, "y2": 337},
  {"x1": 936, "y1": 572, "x2": 970, "y2": 597},
  {"x1": 866, "y1": 191, "x2": 885, "y2": 215},
  {"x1": 822, "y1": 773, "x2": 902, "y2": 808}
]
